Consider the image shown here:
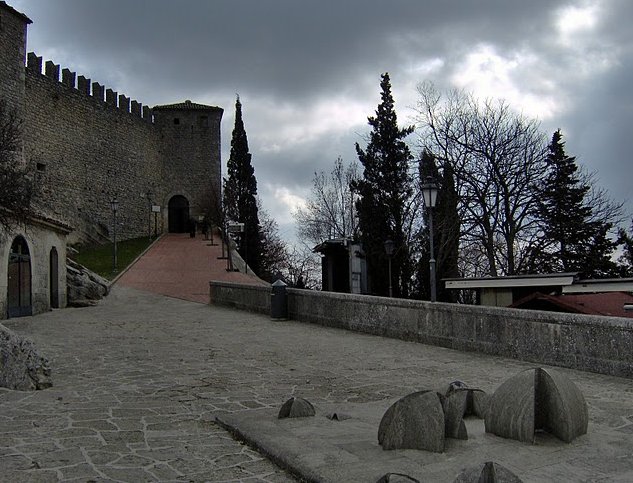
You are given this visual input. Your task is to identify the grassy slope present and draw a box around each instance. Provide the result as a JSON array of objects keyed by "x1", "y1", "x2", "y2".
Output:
[{"x1": 72, "y1": 236, "x2": 154, "y2": 280}]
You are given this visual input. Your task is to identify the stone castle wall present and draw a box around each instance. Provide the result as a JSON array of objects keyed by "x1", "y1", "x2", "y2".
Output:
[
  {"x1": 24, "y1": 54, "x2": 164, "y2": 243},
  {"x1": 1, "y1": 2, "x2": 223, "y2": 245}
]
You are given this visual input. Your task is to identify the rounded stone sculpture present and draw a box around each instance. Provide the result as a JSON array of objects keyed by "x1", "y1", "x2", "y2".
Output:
[
  {"x1": 376, "y1": 472, "x2": 420, "y2": 483},
  {"x1": 485, "y1": 367, "x2": 588, "y2": 444},
  {"x1": 443, "y1": 383, "x2": 489, "y2": 440},
  {"x1": 277, "y1": 397, "x2": 316, "y2": 419},
  {"x1": 453, "y1": 461, "x2": 523, "y2": 482},
  {"x1": 378, "y1": 391, "x2": 445, "y2": 452}
]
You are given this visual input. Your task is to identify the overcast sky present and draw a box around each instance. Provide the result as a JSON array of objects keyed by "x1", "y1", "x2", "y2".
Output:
[{"x1": 11, "y1": 0, "x2": 633, "y2": 241}]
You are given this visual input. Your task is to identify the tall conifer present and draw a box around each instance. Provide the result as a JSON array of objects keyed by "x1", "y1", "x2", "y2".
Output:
[
  {"x1": 531, "y1": 130, "x2": 618, "y2": 277},
  {"x1": 353, "y1": 73, "x2": 414, "y2": 297},
  {"x1": 223, "y1": 96, "x2": 262, "y2": 274}
]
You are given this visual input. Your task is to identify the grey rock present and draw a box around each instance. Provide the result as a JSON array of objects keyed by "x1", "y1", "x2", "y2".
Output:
[
  {"x1": 0, "y1": 324, "x2": 52, "y2": 390},
  {"x1": 485, "y1": 367, "x2": 588, "y2": 444},
  {"x1": 378, "y1": 391, "x2": 445, "y2": 452},
  {"x1": 278, "y1": 397, "x2": 315, "y2": 419},
  {"x1": 376, "y1": 472, "x2": 420, "y2": 483},
  {"x1": 67, "y1": 258, "x2": 109, "y2": 307},
  {"x1": 453, "y1": 461, "x2": 523, "y2": 482}
]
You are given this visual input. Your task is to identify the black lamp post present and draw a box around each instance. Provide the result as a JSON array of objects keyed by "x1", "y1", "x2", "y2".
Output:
[
  {"x1": 384, "y1": 239, "x2": 395, "y2": 298},
  {"x1": 146, "y1": 190, "x2": 153, "y2": 239},
  {"x1": 110, "y1": 198, "x2": 119, "y2": 272},
  {"x1": 421, "y1": 177, "x2": 439, "y2": 302}
]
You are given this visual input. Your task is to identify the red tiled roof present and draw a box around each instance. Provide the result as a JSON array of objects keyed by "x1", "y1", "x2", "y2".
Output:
[
  {"x1": 558, "y1": 292, "x2": 633, "y2": 319},
  {"x1": 511, "y1": 291, "x2": 633, "y2": 318}
]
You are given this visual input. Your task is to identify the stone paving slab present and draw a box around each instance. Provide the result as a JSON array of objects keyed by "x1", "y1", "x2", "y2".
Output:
[{"x1": 2, "y1": 285, "x2": 633, "y2": 482}]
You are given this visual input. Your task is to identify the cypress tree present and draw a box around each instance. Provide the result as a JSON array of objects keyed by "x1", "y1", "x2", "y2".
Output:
[
  {"x1": 353, "y1": 73, "x2": 414, "y2": 297},
  {"x1": 223, "y1": 96, "x2": 263, "y2": 274}
]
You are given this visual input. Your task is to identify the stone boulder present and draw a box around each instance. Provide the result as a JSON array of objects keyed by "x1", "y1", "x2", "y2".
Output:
[
  {"x1": 485, "y1": 367, "x2": 588, "y2": 444},
  {"x1": 67, "y1": 257, "x2": 109, "y2": 307},
  {"x1": 378, "y1": 391, "x2": 445, "y2": 452},
  {"x1": 0, "y1": 324, "x2": 52, "y2": 390}
]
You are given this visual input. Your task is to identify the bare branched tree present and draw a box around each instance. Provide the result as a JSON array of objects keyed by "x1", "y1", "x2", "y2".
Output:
[
  {"x1": 293, "y1": 156, "x2": 360, "y2": 247},
  {"x1": 0, "y1": 99, "x2": 34, "y2": 232},
  {"x1": 415, "y1": 82, "x2": 548, "y2": 276},
  {"x1": 258, "y1": 205, "x2": 290, "y2": 282},
  {"x1": 283, "y1": 244, "x2": 321, "y2": 290}
]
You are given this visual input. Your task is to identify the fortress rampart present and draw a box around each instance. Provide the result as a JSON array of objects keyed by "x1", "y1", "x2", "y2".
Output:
[{"x1": 1, "y1": 1, "x2": 223, "y2": 244}]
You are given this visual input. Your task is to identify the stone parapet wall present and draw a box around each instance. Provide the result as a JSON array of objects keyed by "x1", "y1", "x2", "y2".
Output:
[
  {"x1": 209, "y1": 281, "x2": 633, "y2": 378},
  {"x1": 209, "y1": 281, "x2": 270, "y2": 315}
]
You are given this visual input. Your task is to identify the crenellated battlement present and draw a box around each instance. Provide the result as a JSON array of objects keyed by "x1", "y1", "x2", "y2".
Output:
[{"x1": 26, "y1": 52, "x2": 154, "y2": 123}]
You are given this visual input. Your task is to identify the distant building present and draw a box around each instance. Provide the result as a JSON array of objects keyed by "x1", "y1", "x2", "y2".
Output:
[
  {"x1": 313, "y1": 238, "x2": 367, "y2": 294},
  {"x1": 444, "y1": 273, "x2": 633, "y2": 318}
]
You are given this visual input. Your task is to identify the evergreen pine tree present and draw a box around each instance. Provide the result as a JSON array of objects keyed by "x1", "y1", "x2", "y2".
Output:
[
  {"x1": 353, "y1": 73, "x2": 414, "y2": 297},
  {"x1": 531, "y1": 130, "x2": 618, "y2": 277},
  {"x1": 223, "y1": 96, "x2": 263, "y2": 274}
]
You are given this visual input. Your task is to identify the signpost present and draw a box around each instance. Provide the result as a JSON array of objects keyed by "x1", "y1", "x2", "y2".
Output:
[{"x1": 152, "y1": 205, "x2": 160, "y2": 238}]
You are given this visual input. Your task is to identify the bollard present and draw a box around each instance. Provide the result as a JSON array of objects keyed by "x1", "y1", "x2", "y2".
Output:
[{"x1": 271, "y1": 279, "x2": 288, "y2": 320}]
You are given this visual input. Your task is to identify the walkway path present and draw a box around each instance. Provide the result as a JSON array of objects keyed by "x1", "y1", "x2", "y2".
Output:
[
  {"x1": 2, "y1": 286, "x2": 633, "y2": 482},
  {"x1": 117, "y1": 232, "x2": 268, "y2": 304}
]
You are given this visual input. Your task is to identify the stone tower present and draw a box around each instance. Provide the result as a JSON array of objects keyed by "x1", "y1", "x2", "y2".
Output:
[
  {"x1": 153, "y1": 101, "x2": 223, "y2": 232},
  {"x1": 0, "y1": 2, "x2": 30, "y2": 117}
]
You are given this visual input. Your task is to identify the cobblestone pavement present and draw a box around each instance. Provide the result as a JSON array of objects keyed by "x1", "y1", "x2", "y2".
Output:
[{"x1": 2, "y1": 286, "x2": 633, "y2": 482}]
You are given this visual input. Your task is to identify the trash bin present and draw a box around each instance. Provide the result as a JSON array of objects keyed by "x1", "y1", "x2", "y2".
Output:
[{"x1": 271, "y1": 279, "x2": 288, "y2": 320}]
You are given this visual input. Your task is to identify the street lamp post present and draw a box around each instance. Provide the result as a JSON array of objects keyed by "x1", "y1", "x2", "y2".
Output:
[
  {"x1": 146, "y1": 190, "x2": 153, "y2": 239},
  {"x1": 384, "y1": 239, "x2": 395, "y2": 298},
  {"x1": 110, "y1": 198, "x2": 119, "y2": 272},
  {"x1": 421, "y1": 177, "x2": 439, "y2": 302}
]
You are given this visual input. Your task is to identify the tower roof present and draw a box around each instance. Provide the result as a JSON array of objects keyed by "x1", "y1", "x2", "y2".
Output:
[
  {"x1": 153, "y1": 99, "x2": 223, "y2": 112},
  {"x1": 0, "y1": 1, "x2": 32, "y2": 24}
]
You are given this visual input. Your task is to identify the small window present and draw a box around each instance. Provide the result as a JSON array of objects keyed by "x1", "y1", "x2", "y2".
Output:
[
  {"x1": 173, "y1": 118, "x2": 180, "y2": 125},
  {"x1": 36, "y1": 162, "x2": 46, "y2": 172}
]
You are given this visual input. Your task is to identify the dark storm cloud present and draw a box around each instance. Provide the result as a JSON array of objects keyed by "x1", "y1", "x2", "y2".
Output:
[
  {"x1": 10, "y1": 0, "x2": 633, "y2": 235},
  {"x1": 19, "y1": 0, "x2": 556, "y2": 102}
]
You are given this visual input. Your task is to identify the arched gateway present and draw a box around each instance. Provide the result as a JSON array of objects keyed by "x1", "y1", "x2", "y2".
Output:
[{"x1": 168, "y1": 195, "x2": 190, "y2": 233}]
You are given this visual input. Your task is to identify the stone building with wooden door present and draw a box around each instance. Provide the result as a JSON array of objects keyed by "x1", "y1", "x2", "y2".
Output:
[{"x1": 0, "y1": 216, "x2": 71, "y2": 318}]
